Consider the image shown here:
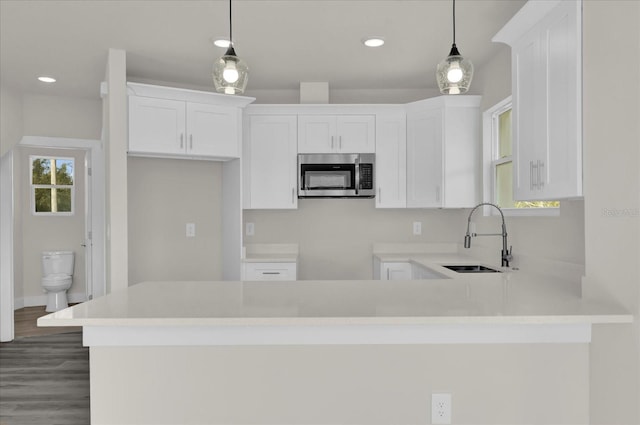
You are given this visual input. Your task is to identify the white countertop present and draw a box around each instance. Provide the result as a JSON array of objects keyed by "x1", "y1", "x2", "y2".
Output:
[{"x1": 39, "y1": 254, "x2": 631, "y2": 328}]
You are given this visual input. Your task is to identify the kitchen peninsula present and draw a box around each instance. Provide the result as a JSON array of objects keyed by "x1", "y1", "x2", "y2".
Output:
[{"x1": 39, "y1": 255, "x2": 631, "y2": 425}]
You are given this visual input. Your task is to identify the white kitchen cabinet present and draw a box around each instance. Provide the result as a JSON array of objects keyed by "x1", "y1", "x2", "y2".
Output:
[
  {"x1": 406, "y1": 96, "x2": 481, "y2": 208},
  {"x1": 374, "y1": 261, "x2": 412, "y2": 281},
  {"x1": 411, "y1": 264, "x2": 447, "y2": 280},
  {"x1": 243, "y1": 114, "x2": 298, "y2": 209},
  {"x1": 127, "y1": 83, "x2": 253, "y2": 160},
  {"x1": 242, "y1": 262, "x2": 297, "y2": 281},
  {"x1": 493, "y1": 0, "x2": 582, "y2": 200},
  {"x1": 375, "y1": 109, "x2": 407, "y2": 208},
  {"x1": 298, "y1": 115, "x2": 375, "y2": 153}
]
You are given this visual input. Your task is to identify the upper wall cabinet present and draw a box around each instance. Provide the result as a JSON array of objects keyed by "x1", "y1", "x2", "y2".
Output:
[
  {"x1": 127, "y1": 83, "x2": 254, "y2": 160},
  {"x1": 243, "y1": 113, "x2": 298, "y2": 209},
  {"x1": 406, "y1": 96, "x2": 481, "y2": 208},
  {"x1": 375, "y1": 109, "x2": 407, "y2": 208},
  {"x1": 493, "y1": 0, "x2": 582, "y2": 200},
  {"x1": 298, "y1": 115, "x2": 375, "y2": 153}
]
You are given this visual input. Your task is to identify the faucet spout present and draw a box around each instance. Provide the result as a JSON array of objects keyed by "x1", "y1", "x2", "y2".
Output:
[{"x1": 464, "y1": 203, "x2": 512, "y2": 268}]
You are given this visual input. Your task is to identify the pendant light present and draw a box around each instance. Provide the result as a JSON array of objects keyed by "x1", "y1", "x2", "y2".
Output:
[
  {"x1": 212, "y1": 0, "x2": 248, "y2": 95},
  {"x1": 436, "y1": 0, "x2": 473, "y2": 94}
]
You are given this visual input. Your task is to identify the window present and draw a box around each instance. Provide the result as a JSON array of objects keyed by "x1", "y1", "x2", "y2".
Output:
[
  {"x1": 483, "y1": 97, "x2": 559, "y2": 215},
  {"x1": 31, "y1": 156, "x2": 74, "y2": 215}
]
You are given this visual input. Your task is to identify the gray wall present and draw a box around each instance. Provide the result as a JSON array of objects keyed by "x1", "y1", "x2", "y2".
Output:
[
  {"x1": 582, "y1": 1, "x2": 640, "y2": 423},
  {"x1": 245, "y1": 201, "x2": 467, "y2": 280},
  {"x1": 127, "y1": 157, "x2": 224, "y2": 284}
]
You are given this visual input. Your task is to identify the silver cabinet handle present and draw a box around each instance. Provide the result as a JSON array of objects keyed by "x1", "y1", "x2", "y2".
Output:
[
  {"x1": 532, "y1": 160, "x2": 539, "y2": 190},
  {"x1": 538, "y1": 160, "x2": 544, "y2": 188},
  {"x1": 339, "y1": 135, "x2": 342, "y2": 149},
  {"x1": 386, "y1": 268, "x2": 390, "y2": 280},
  {"x1": 436, "y1": 186, "x2": 441, "y2": 202},
  {"x1": 530, "y1": 160, "x2": 534, "y2": 190},
  {"x1": 180, "y1": 133, "x2": 184, "y2": 149},
  {"x1": 331, "y1": 135, "x2": 334, "y2": 149},
  {"x1": 291, "y1": 187, "x2": 295, "y2": 204},
  {"x1": 262, "y1": 271, "x2": 281, "y2": 275},
  {"x1": 378, "y1": 187, "x2": 381, "y2": 203},
  {"x1": 190, "y1": 134, "x2": 193, "y2": 150}
]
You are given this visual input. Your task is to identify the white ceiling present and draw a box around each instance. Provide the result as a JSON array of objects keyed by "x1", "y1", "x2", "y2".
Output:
[{"x1": 0, "y1": 0, "x2": 526, "y2": 101}]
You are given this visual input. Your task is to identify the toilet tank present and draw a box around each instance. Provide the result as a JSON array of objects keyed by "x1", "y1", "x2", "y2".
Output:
[{"x1": 42, "y1": 251, "x2": 75, "y2": 276}]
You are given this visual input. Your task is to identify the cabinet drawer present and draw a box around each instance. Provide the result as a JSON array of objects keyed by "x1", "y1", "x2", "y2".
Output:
[{"x1": 243, "y1": 262, "x2": 297, "y2": 281}]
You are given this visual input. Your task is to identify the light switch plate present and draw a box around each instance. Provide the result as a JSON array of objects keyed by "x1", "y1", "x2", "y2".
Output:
[
  {"x1": 246, "y1": 222, "x2": 255, "y2": 236},
  {"x1": 186, "y1": 223, "x2": 196, "y2": 237},
  {"x1": 413, "y1": 221, "x2": 422, "y2": 236}
]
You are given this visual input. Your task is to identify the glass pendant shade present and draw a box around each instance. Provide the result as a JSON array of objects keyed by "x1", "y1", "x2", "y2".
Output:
[
  {"x1": 437, "y1": 44, "x2": 473, "y2": 94},
  {"x1": 213, "y1": 46, "x2": 248, "y2": 95}
]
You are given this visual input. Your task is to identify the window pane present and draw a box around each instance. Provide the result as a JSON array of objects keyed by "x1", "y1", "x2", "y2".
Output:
[
  {"x1": 32, "y1": 158, "x2": 52, "y2": 184},
  {"x1": 498, "y1": 109, "x2": 512, "y2": 158},
  {"x1": 496, "y1": 161, "x2": 515, "y2": 208},
  {"x1": 54, "y1": 188, "x2": 73, "y2": 212},
  {"x1": 55, "y1": 159, "x2": 74, "y2": 185},
  {"x1": 34, "y1": 188, "x2": 52, "y2": 212}
]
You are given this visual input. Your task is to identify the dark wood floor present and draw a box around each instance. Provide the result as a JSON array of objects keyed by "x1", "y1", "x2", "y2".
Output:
[
  {"x1": 14, "y1": 305, "x2": 81, "y2": 338},
  {"x1": 0, "y1": 308, "x2": 89, "y2": 425}
]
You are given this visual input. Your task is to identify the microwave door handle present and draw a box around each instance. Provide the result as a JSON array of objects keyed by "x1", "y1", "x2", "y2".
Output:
[{"x1": 355, "y1": 161, "x2": 360, "y2": 195}]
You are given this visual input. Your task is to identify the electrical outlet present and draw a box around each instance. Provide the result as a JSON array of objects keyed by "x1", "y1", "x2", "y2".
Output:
[
  {"x1": 413, "y1": 221, "x2": 422, "y2": 236},
  {"x1": 186, "y1": 223, "x2": 196, "y2": 237},
  {"x1": 245, "y1": 222, "x2": 255, "y2": 236},
  {"x1": 431, "y1": 393, "x2": 452, "y2": 424}
]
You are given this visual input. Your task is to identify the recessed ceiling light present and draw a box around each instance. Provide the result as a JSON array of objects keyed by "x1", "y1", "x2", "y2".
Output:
[
  {"x1": 213, "y1": 38, "x2": 231, "y2": 48},
  {"x1": 362, "y1": 37, "x2": 385, "y2": 47},
  {"x1": 37, "y1": 76, "x2": 56, "y2": 83}
]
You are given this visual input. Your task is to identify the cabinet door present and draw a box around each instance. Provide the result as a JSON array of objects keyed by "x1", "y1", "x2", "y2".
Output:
[
  {"x1": 128, "y1": 96, "x2": 186, "y2": 155},
  {"x1": 375, "y1": 112, "x2": 406, "y2": 208},
  {"x1": 381, "y1": 262, "x2": 412, "y2": 280},
  {"x1": 187, "y1": 103, "x2": 239, "y2": 158},
  {"x1": 298, "y1": 115, "x2": 335, "y2": 153},
  {"x1": 541, "y1": 0, "x2": 582, "y2": 199},
  {"x1": 244, "y1": 115, "x2": 298, "y2": 209},
  {"x1": 406, "y1": 108, "x2": 443, "y2": 208},
  {"x1": 336, "y1": 115, "x2": 375, "y2": 153},
  {"x1": 510, "y1": 0, "x2": 582, "y2": 201}
]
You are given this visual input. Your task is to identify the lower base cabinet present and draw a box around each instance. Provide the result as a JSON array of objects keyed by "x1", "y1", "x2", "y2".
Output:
[
  {"x1": 374, "y1": 261, "x2": 412, "y2": 280},
  {"x1": 242, "y1": 262, "x2": 297, "y2": 281}
]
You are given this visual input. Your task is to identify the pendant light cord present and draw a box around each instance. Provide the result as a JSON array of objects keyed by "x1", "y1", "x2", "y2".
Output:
[
  {"x1": 452, "y1": 0, "x2": 456, "y2": 45},
  {"x1": 229, "y1": 0, "x2": 233, "y2": 44}
]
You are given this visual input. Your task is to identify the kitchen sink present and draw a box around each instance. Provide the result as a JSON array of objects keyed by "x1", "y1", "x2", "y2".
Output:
[{"x1": 442, "y1": 265, "x2": 501, "y2": 273}]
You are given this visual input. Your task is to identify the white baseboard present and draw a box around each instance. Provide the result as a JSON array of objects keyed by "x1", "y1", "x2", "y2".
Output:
[{"x1": 15, "y1": 292, "x2": 87, "y2": 310}]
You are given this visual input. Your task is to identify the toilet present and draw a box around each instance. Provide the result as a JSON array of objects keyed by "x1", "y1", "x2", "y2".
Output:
[{"x1": 41, "y1": 251, "x2": 75, "y2": 312}]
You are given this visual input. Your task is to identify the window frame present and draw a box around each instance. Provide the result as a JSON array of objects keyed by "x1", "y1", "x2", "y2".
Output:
[
  {"x1": 30, "y1": 155, "x2": 75, "y2": 216},
  {"x1": 482, "y1": 96, "x2": 559, "y2": 217}
]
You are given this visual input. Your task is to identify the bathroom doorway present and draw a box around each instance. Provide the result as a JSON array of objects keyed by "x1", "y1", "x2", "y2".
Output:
[{"x1": 0, "y1": 136, "x2": 105, "y2": 342}]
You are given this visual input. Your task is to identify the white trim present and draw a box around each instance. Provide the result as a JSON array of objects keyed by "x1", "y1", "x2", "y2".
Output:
[
  {"x1": 19, "y1": 136, "x2": 106, "y2": 300},
  {"x1": 0, "y1": 151, "x2": 15, "y2": 341},
  {"x1": 83, "y1": 323, "x2": 592, "y2": 347}
]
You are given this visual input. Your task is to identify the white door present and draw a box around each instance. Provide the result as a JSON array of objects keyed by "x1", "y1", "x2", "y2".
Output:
[
  {"x1": 406, "y1": 108, "x2": 443, "y2": 208},
  {"x1": 298, "y1": 115, "x2": 335, "y2": 153},
  {"x1": 187, "y1": 103, "x2": 239, "y2": 158},
  {"x1": 128, "y1": 96, "x2": 186, "y2": 155},
  {"x1": 336, "y1": 115, "x2": 375, "y2": 153},
  {"x1": 245, "y1": 115, "x2": 298, "y2": 209},
  {"x1": 375, "y1": 111, "x2": 406, "y2": 208}
]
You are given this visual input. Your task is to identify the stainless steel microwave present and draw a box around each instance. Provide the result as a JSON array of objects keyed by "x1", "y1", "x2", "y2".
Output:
[{"x1": 298, "y1": 153, "x2": 375, "y2": 198}]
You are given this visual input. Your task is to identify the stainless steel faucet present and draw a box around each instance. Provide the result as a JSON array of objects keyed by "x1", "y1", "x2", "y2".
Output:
[{"x1": 464, "y1": 202, "x2": 513, "y2": 267}]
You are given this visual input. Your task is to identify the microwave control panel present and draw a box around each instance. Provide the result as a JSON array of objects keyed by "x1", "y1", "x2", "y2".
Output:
[{"x1": 359, "y1": 164, "x2": 373, "y2": 190}]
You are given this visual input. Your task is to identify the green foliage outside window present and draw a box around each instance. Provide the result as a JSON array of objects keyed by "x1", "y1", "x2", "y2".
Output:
[{"x1": 31, "y1": 157, "x2": 74, "y2": 214}]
